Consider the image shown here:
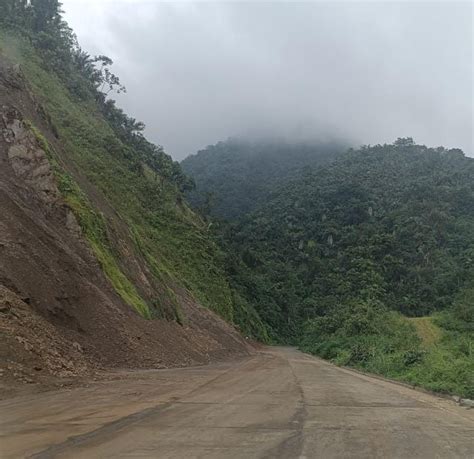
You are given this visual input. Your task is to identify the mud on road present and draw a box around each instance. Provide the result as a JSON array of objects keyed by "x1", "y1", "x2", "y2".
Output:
[{"x1": 1, "y1": 347, "x2": 473, "y2": 458}]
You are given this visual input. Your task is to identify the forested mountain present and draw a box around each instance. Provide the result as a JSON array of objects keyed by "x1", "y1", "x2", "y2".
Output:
[
  {"x1": 181, "y1": 139, "x2": 345, "y2": 219},
  {"x1": 215, "y1": 140, "x2": 474, "y2": 397},
  {"x1": 223, "y1": 139, "x2": 473, "y2": 327}
]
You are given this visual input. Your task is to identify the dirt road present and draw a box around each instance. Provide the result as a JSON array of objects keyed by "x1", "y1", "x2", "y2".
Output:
[{"x1": 1, "y1": 347, "x2": 473, "y2": 458}]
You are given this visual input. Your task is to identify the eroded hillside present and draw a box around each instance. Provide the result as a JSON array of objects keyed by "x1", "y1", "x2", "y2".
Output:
[{"x1": 0, "y1": 38, "x2": 260, "y2": 396}]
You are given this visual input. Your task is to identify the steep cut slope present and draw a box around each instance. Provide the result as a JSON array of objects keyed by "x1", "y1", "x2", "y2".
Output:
[
  {"x1": 0, "y1": 36, "x2": 257, "y2": 394},
  {"x1": 181, "y1": 139, "x2": 344, "y2": 219}
]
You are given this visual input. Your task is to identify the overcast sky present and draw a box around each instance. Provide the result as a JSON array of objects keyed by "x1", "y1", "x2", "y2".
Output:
[{"x1": 62, "y1": 1, "x2": 473, "y2": 160}]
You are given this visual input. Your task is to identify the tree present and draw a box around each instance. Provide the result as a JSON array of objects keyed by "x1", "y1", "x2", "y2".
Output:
[
  {"x1": 30, "y1": 0, "x2": 62, "y2": 33},
  {"x1": 394, "y1": 137, "x2": 415, "y2": 147},
  {"x1": 171, "y1": 162, "x2": 195, "y2": 193},
  {"x1": 93, "y1": 55, "x2": 126, "y2": 96},
  {"x1": 0, "y1": 0, "x2": 30, "y2": 28}
]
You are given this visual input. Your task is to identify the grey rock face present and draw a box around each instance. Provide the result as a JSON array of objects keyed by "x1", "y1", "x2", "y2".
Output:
[{"x1": 1, "y1": 106, "x2": 59, "y2": 204}]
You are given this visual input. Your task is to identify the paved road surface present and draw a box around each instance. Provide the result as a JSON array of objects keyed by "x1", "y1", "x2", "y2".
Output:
[{"x1": 1, "y1": 347, "x2": 473, "y2": 458}]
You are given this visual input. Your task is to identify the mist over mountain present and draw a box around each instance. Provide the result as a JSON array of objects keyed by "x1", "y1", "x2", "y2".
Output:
[{"x1": 181, "y1": 138, "x2": 347, "y2": 219}]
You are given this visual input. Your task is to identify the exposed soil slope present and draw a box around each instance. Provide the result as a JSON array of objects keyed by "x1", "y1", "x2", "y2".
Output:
[{"x1": 0, "y1": 56, "x2": 251, "y2": 396}]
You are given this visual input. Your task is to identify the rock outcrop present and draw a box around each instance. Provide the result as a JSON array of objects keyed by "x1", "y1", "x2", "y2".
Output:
[{"x1": 2, "y1": 106, "x2": 59, "y2": 204}]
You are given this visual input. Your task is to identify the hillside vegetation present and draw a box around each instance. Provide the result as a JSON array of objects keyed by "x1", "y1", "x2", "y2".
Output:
[
  {"x1": 0, "y1": 0, "x2": 268, "y2": 378},
  {"x1": 209, "y1": 140, "x2": 474, "y2": 397},
  {"x1": 182, "y1": 139, "x2": 344, "y2": 219}
]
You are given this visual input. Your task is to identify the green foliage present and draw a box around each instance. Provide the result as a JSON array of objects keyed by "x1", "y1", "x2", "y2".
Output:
[
  {"x1": 231, "y1": 291, "x2": 271, "y2": 342},
  {"x1": 451, "y1": 287, "x2": 474, "y2": 326},
  {"x1": 300, "y1": 300, "x2": 420, "y2": 365},
  {"x1": 402, "y1": 304, "x2": 473, "y2": 398},
  {"x1": 221, "y1": 142, "x2": 474, "y2": 338},
  {"x1": 300, "y1": 301, "x2": 473, "y2": 398}
]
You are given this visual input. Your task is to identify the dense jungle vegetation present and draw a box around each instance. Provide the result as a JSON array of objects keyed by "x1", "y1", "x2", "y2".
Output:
[{"x1": 192, "y1": 139, "x2": 474, "y2": 397}]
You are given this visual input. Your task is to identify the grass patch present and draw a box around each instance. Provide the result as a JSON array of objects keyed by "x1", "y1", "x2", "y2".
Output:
[{"x1": 407, "y1": 317, "x2": 442, "y2": 348}]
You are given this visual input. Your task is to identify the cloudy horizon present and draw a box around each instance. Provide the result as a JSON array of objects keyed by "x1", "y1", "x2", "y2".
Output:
[{"x1": 62, "y1": 1, "x2": 473, "y2": 160}]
